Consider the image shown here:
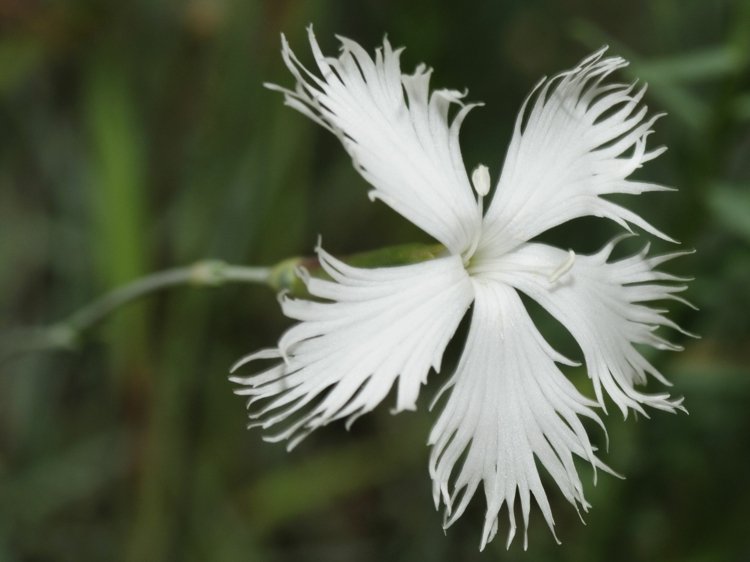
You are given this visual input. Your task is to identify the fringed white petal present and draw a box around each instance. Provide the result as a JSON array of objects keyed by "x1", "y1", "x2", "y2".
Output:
[
  {"x1": 267, "y1": 27, "x2": 482, "y2": 256},
  {"x1": 429, "y1": 281, "x2": 611, "y2": 551},
  {"x1": 472, "y1": 238, "x2": 693, "y2": 417},
  {"x1": 481, "y1": 48, "x2": 674, "y2": 257},
  {"x1": 231, "y1": 247, "x2": 474, "y2": 449}
]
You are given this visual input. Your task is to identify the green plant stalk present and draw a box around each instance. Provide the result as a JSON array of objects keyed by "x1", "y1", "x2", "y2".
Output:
[{"x1": 1, "y1": 243, "x2": 444, "y2": 360}]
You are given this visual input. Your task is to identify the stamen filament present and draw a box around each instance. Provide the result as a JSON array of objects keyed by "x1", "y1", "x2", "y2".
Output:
[{"x1": 549, "y1": 249, "x2": 576, "y2": 283}]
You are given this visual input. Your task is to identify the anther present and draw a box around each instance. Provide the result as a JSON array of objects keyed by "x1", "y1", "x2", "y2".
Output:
[{"x1": 471, "y1": 164, "x2": 491, "y2": 197}]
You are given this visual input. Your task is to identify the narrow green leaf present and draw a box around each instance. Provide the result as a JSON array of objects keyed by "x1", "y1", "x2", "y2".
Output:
[{"x1": 84, "y1": 50, "x2": 151, "y2": 371}]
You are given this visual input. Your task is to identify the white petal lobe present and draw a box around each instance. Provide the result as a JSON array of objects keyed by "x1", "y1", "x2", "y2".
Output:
[
  {"x1": 429, "y1": 281, "x2": 609, "y2": 550},
  {"x1": 267, "y1": 28, "x2": 482, "y2": 256},
  {"x1": 231, "y1": 248, "x2": 474, "y2": 448},
  {"x1": 472, "y1": 240, "x2": 691, "y2": 416},
  {"x1": 481, "y1": 48, "x2": 673, "y2": 256}
]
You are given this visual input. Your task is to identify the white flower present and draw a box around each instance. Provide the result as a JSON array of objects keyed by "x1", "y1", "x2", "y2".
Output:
[{"x1": 231, "y1": 27, "x2": 693, "y2": 550}]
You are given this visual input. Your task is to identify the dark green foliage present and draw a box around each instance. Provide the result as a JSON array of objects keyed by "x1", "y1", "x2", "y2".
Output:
[{"x1": 1, "y1": 0, "x2": 748, "y2": 560}]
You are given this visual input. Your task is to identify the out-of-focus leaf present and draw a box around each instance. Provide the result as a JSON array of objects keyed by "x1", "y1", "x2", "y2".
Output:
[
  {"x1": 734, "y1": 93, "x2": 750, "y2": 121},
  {"x1": 708, "y1": 183, "x2": 750, "y2": 243},
  {"x1": 0, "y1": 430, "x2": 127, "y2": 525},
  {"x1": 570, "y1": 19, "x2": 710, "y2": 132},
  {"x1": 240, "y1": 421, "x2": 426, "y2": 535},
  {"x1": 637, "y1": 47, "x2": 741, "y2": 83},
  {"x1": 0, "y1": 36, "x2": 44, "y2": 95}
]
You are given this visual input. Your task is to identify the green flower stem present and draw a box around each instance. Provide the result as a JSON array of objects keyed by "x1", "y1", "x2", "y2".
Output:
[
  {"x1": 0, "y1": 261, "x2": 271, "y2": 360},
  {"x1": 1, "y1": 243, "x2": 444, "y2": 360},
  {"x1": 65, "y1": 261, "x2": 271, "y2": 333}
]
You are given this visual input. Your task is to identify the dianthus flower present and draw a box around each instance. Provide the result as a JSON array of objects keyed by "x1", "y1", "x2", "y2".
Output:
[{"x1": 231, "y1": 28, "x2": 692, "y2": 550}]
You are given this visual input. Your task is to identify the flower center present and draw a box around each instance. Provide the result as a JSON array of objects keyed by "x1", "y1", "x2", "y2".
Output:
[{"x1": 468, "y1": 247, "x2": 577, "y2": 286}]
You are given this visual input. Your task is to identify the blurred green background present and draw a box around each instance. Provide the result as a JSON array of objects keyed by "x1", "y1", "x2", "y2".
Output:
[{"x1": 1, "y1": 0, "x2": 749, "y2": 560}]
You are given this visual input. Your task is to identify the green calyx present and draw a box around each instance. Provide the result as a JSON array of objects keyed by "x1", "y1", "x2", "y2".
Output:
[{"x1": 267, "y1": 242, "x2": 446, "y2": 297}]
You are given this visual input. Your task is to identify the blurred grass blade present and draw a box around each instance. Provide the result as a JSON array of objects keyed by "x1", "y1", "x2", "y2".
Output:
[{"x1": 84, "y1": 50, "x2": 151, "y2": 378}]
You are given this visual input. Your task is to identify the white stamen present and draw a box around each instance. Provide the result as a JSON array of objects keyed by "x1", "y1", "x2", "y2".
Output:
[
  {"x1": 549, "y1": 249, "x2": 576, "y2": 283},
  {"x1": 462, "y1": 165, "x2": 490, "y2": 264},
  {"x1": 471, "y1": 164, "x2": 491, "y2": 197}
]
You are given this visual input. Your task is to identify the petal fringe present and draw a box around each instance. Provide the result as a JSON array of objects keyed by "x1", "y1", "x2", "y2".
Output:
[
  {"x1": 231, "y1": 248, "x2": 474, "y2": 449},
  {"x1": 266, "y1": 26, "x2": 482, "y2": 256},
  {"x1": 429, "y1": 281, "x2": 612, "y2": 550},
  {"x1": 481, "y1": 47, "x2": 674, "y2": 257},
  {"x1": 472, "y1": 239, "x2": 693, "y2": 417}
]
